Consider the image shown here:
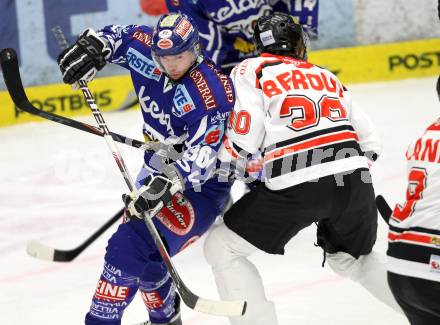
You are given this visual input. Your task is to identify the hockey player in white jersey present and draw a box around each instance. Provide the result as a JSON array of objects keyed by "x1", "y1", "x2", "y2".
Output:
[
  {"x1": 386, "y1": 75, "x2": 440, "y2": 324},
  {"x1": 203, "y1": 13, "x2": 402, "y2": 324}
]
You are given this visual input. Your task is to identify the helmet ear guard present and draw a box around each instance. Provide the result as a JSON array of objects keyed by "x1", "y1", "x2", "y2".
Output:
[{"x1": 253, "y1": 12, "x2": 309, "y2": 60}]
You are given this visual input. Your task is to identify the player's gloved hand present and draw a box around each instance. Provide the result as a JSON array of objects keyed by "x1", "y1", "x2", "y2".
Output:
[
  {"x1": 122, "y1": 175, "x2": 178, "y2": 219},
  {"x1": 57, "y1": 28, "x2": 110, "y2": 85}
]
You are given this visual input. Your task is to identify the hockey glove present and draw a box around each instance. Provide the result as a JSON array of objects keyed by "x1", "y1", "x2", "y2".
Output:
[
  {"x1": 122, "y1": 175, "x2": 179, "y2": 219},
  {"x1": 57, "y1": 28, "x2": 111, "y2": 85}
]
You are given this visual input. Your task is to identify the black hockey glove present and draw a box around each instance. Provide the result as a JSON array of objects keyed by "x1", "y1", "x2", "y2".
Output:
[
  {"x1": 122, "y1": 175, "x2": 178, "y2": 219},
  {"x1": 57, "y1": 28, "x2": 110, "y2": 85}
]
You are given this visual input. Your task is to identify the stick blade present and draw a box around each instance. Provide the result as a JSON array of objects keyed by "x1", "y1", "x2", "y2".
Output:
[
  {"x1": 194, "y1": 298, "x2": 247, "y2": 317},
  {"x1": 26, "y1": 240, "x2": 55, "y2": 261}
]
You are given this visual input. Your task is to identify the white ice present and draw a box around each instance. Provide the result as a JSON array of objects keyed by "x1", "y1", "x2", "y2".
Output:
[{"x1": 1, "y1": 76, "x2": 438, "y2": 325}]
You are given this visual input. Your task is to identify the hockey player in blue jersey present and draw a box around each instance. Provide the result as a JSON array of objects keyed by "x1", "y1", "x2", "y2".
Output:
[
  {"x1": 140, "y1": 0, "x2": 319, "y2": 73},
  {"x1": 57, "y1": 13, "x2": 235, "y2": 325}
]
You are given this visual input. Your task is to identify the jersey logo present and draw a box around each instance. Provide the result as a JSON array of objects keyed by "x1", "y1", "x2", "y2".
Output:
[
  {"x1": 203, "y1": 124, "x2": 224, "y2": 146},
  {"x1": 189, "y1": 69, "x2": 217, "y2": 110},
  {"x1": 156, "y1": 192, "x2": 195, "y2": 235},
  {"x1": 172, "y1": 84, "x2": 196, "y2": 117},
  {"x1": 127, "y1": 47, "x2": 161, "y2": 81},
  {"x1": 207, "y1": 62, "x2": 234, "y2": 104},
  {"x1": 132, "y1": 30, "x2": 152, "y2": 48},
  {"x1": 138, "y1": 86, "x2": 174, "y2": 136}
]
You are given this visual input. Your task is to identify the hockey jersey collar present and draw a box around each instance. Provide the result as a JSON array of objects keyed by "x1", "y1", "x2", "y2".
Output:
[{"x1": 260, "y1": 52, "x2": 313, "y2": 68}]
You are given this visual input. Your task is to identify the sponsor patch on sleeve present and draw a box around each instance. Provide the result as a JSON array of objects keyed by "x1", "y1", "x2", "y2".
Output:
[
  {"x1": 189, "y1": 69, "x2": 217, "y2": 110},
  {"x1": 126, "y1": 47, "x2": 162, "y2": 81},
  {"x1": 172, "y1": 84, "x2": 196, "y2": 117}
]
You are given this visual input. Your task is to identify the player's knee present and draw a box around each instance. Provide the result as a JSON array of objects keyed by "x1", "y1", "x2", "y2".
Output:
[
  {"x1": 326, "y1": 251, "x2": 363, "y2": 280},
  {"x1": 203, "y1": 224, "x2": 235, "y2": 268}
]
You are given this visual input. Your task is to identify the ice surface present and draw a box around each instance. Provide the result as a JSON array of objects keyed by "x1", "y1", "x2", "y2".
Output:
[{"x1": 2, "y1": 77, "x2": 437, "y2": 324}]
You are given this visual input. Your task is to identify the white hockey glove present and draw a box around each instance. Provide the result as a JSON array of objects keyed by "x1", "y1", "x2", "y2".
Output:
[
  {"x1": 122, "y1": 175, "x2": 182, "y2": 219},
  {"x1": 57, "y1": 28, "x2": 110, "y2": 85}
]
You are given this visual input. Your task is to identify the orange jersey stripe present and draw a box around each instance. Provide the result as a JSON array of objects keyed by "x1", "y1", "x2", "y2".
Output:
[
  {"x1": 264, "y1": 131, "x2": 359, "y2": 162},
  {"x1": 388, "y1": 231, "x2": 435, "y2": 245}
]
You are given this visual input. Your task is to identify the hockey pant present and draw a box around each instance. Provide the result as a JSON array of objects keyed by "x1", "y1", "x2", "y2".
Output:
[
  {"x1": 204, "y1": 223, "x2": 279, "y2": 325},
  {"x1": 204, "y1": 223, "x2": 401, "y2": 325},
  {"x1": 326, "y1": 251, "x2": 402, "y2": 313},
  {"x1": 85, "y1": 190, "x2": 220, "y2": 325}
]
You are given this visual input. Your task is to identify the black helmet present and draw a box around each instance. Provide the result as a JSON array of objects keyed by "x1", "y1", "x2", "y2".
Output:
[{"x1": 253, "y1": 12, "x2": 309, "y2": 60}]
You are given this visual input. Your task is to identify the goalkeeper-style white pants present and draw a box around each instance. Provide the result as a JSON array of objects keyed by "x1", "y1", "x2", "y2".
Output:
[{"x1": 204, "y1": 222, "x2": 401, "y2": 325}]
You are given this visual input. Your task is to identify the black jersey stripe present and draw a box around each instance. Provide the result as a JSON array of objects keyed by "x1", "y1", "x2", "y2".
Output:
[
  {"x1": 388, "y1": 242, "x2": 440, "y2": 264},
  {"x1": 389, "y1": 225, "x2": 440, "y2": 237}
]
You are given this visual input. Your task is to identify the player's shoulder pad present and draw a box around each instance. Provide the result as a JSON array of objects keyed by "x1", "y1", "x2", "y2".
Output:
[
  {"x1": 128, "y1": 25, "x2": 154, "y2": 48},
  {"x1": 230, "y1": 57, "x2": 263, "y2": 86},
  {"x1": 184, "y1": 60, "x2": 235, "y2": 114}
]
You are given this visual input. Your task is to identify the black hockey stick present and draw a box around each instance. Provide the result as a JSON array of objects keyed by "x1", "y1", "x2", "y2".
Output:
[
  {"x1": 27, "y1": 208, "x2": 124, "y2": 262},
  {"x1": 78, "y1": 79, "x2": 246, "y2": 316},
  {"x1": 0, "y1": 47, "x2": 176, "y2": 264},
  {"x1": 51, "y1": 29, "x2": 246, "y2": 316},
  {"x1": 0, "y1": 48, "x2": 145, "y2": 150},
  {"x1": 375, "y1": 195, "x2": 392, "y2": 224},
  {"x1": 2, "y1": 47, "x2": 245, "y2": 316}
]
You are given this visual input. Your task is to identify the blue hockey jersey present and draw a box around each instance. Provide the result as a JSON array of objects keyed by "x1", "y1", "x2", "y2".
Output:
[
  {"x1": 98, "y1": 24, "x2": 234, "y2": 211},
  {"x1": 165, "y1": 0, "x2": 319, "y2": 72}
]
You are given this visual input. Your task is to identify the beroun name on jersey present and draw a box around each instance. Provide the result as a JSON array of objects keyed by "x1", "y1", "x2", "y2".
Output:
[
  {"x1": 388, "y1": 119, "x2": 440, "y2": 282},
  {"x1": 220, "y1": 54, "x2": 382, "y2": 191}
]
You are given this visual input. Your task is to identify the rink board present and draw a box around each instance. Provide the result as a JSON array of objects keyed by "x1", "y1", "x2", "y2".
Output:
[
  {"x1": 1, "y1": 38, "x2": 439, "y2": 127},
  {"x1": 310, "y1": 38, "x2": 440, "y2": 84}
]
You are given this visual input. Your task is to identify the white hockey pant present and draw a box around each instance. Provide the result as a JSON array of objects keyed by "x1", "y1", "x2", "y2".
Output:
[
  {"x1": 326, "y1": 251, "x2": 402, "y2": 313},
  {"x1": 204, "y1": 223, "x2": 279, "y2": 325}
]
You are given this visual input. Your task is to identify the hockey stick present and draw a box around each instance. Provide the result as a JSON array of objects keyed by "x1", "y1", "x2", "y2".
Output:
[
  {"x1": 0, "y1": 47, "x2": 174, "y2": 264},
  {"x1": 0, "y1": 48, "x2": 146, "y2": 150},
  {"x1": 27, "y1": 208, "x2": 124, "y2": 262},
  {"x1": 52, "y1": 29, "x2": 246, "y2": 316},
  {"x1": 1, "y1": 48, "x2": 246, "y2": 317},
  {"x1": 79, "y1": 79, "x2": 246, "y2": 316},
  {"x1": 375, "y1": 195, "x2": 392, "y2": 224}
]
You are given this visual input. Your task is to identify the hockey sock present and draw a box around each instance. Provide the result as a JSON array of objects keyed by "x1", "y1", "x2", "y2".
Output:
[
  {"x1": 139, "y1": 272, "x2": 179, "y2": 324},
  {"x1": 85, "y1": 262, "x2": 139, "y2": 325}
]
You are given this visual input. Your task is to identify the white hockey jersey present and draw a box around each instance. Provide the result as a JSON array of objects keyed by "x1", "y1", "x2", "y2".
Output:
[
  {"x1": 219, "y1": 53, "x2": 381, "y2": 190},
  {"x1": 388, "y1": 119, "x2": 440, "y2": 282}
]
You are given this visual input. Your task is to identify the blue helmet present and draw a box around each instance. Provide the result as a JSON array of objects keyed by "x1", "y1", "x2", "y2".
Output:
[{"x1": 152, "y1": 13, "x2": 200, "y2": 57}]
